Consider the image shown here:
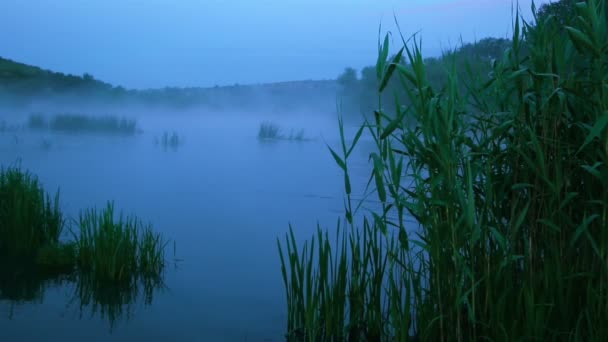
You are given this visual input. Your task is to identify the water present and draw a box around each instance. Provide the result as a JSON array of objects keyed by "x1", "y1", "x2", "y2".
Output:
[{"x1": 0, "y1": 110, "x2": 376, "y2": 341}]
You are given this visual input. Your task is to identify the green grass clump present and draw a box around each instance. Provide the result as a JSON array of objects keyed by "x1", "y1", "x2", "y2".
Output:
[
  {"x1": 279, "y1": 1, "x2": 608, "y2": 340},
  {"x1": 35, "y1": 242, "x2": 76, "y2": 275},
  {"x1": 47, "y1": 113, "x2": 137, "y2": 135},
  {"x1": 0, "y1": 167, "x2": 63, "y2": 260},
  {"x1": 75, "y1": 202, "x2": 166, "y2": 285},
  {"x1": 258, "y1": 121, "x2": 308, "y2": 141}
]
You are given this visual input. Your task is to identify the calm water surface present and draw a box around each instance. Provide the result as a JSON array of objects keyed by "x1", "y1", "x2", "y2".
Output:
[{"x1": 0, "y1": 111, "x2": 377, "y2": 341}]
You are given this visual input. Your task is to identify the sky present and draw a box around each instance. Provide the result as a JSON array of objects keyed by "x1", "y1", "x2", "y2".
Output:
[{"x1": 0, "y1": 0, "x2": 551, "y2": 89}]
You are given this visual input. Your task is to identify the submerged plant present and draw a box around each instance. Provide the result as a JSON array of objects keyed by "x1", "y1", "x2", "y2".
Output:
[{"x1": 279, "y1": 1, "x2": 608, "y2": 340}]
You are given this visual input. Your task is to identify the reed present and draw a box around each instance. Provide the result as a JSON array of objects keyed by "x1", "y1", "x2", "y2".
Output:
[
  {"x1": 74, "y1": 202, "x2": 167, "y2": 285},
  {"x1": 258, "y1": 121, "x2": 282, "y2": 140},
  {"x1": 27, "y1": 113, "x2": 137, "y2": 135},
  {"x1": 158, "y1": 131, "x2": 181, "y2": 149},
  {"x1": 0, "y1": 166, "x2": 63, "y2": 260},
  {"x1": 279, "y1": 1, "x2": 608, "y2": 340},
  {"x1": 258, "y1": 121, "x2": 308, "y2": 141}
]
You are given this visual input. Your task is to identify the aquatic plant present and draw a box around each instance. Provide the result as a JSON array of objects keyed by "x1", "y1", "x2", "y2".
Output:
[
  {"x1": 0, "y1": 167, "x2": 63, "y2": 260},
  {"x1": 50, "y1": 114, "x2": 137, "y2": 135},
  {"x1": 258, "y1": 121, "x2": 308, "y2": 141},
  {"x1": 287, "y1": 128, "x2": 306, "y2": 141},
  {"x1": 258, "y1": 121, "x2": 282, "y2": 140},
  {"x1": 74, "y1": 202, "x2": 167, "y2": 285},
  {"x1": 26, "y1": 113, "x2": 138, "y2": 135},
  {"x1": 157, "y1": 131, "x2": 181, "y2": 149},
  {"x1": 279, "y1": 1, "x2": 608, "y2": 340},
  {"x1": 0, "y1": 166, "x2": 169, "y2": 328}
]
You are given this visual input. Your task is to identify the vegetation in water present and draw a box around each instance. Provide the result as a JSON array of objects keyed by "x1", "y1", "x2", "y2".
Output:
[
  {"x1": 279, "y1": 0, "x2": 608, "y2": 340},
  {"x1": 156, "y1": 131, "x2": 182, "y2": 149},
  {"x1": 258, "y1": 121, "x2": 307, "y2": 141},
  {"x1": 27, "y1": 113, "x2": 137, "y2": 135},
  {"x1": 0, "y1": 167, "x2": 169, "y2": 327},
  {"x1": 0, "y1": 166, "x2": 63, "y2": 261},
  {"x1": 75, "y1": 202, "x2": 166, "y2": 285}
]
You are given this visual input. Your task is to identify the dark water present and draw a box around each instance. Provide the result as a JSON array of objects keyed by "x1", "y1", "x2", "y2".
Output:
[{"x1": 0, "y1": 111, "x2": 377, "y2": 341}]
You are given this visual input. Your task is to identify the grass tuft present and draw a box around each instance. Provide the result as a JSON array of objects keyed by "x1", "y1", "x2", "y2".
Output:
[
  {"x1": 0, "y1": 166, "x2": 63, "y2": 260},
  {"x1": 74, "y1": 201, "x2": 166, "y2": 285}
]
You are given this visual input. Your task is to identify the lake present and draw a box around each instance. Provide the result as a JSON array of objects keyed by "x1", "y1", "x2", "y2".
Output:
[{"x1": 0, "y1": 110, "x2": 377, "y2": 341}]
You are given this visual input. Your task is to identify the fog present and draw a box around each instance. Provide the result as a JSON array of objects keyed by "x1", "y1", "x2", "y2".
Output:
[{"x1": 1, "y1": 0, "x2": 551, "y2": 341}]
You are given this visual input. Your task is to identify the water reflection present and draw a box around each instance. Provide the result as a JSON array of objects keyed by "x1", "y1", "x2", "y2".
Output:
[{"x1": 0, "y1": 259, "x2": 166, "y2": 329}]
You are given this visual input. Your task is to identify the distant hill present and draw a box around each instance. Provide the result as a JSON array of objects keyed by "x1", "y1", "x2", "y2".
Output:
[
  {"x1": 0, "y1": 57, "x2": 338, "y2": 111},
  {"x1": 1, "y1": 37, "x2": 512, "y2": 113},
  {"x1": 0, "y1": 57, "x2": 124, "y2": 97}
]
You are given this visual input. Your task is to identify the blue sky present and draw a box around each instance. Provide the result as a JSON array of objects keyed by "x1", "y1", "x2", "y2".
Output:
[{"x1": 0, "y1": 0, "x2": 550, "y2": 89}]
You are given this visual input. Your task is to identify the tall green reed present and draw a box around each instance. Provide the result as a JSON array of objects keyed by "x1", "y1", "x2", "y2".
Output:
[
  {"x1": 0, "y1": 166, "x2": 63, "y2": 260},
  {"x1": 75, "y1": 201, "x2": 167, "y2": 285},
  {"x1": 279, "y1": 0, "x2": 608, "y2": 340}
]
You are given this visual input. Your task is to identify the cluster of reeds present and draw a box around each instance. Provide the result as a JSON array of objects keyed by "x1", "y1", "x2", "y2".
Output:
[
  {"x1": 0, "y1": 166, "x2": 63, "y2": 260},
  {"x1": 75, "y1": 202, "x2": 166, "y2": 285},
  {"x1": 158, "y1": 131, "x2": 181, "y2": 149},
  {"x1": 258, "y1": 121, "x2": 307, "y2": 141},
  {"x1": 27, "y1": 113, "x2": 137, "y2": 135},
  {"x1": 279, "y1": 1, "x2": 608, "y2": 340},
  {"x1": 0, "y1": 167, "x2": 168, "y2": 326}
]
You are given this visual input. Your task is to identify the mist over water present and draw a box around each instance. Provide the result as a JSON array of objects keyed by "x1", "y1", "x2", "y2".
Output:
[{"x1": 0, "y1": 105, "x2": 376, "y2": 340}]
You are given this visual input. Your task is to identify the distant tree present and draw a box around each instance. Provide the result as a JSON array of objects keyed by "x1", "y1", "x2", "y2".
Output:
[
  {"x1": 337, "y1": 67, "x2": 358, "y2": 88},
  {"x1": 536, "y1": 0, "x2": 579, "y2": 27}
]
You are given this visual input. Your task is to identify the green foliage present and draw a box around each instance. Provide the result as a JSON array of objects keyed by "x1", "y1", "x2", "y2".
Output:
[
  {"x1": 342, "y1": 35, "x2": 511, "y2": 120},
  {"x1": 537, "y1": 0, "x2": 580, "y2": 27},
  {"x1": 0, "y1": 167, "x2": 168, "y2": 327},
  {"x1": 279, "y1": 1, "x2": 608, "y2": 340},
  {"x1": 0, "y1": 167, "x2": 63, "y2": 260},
  {"x1": 75, "y1": 202, "x2": 166, "y2": 285},
  {"x1": 35, "y1": 242, "x2": 77, "y2": 274},
  {"x1": 0, "y1": 57, "x2": 123, "y2": 100}
]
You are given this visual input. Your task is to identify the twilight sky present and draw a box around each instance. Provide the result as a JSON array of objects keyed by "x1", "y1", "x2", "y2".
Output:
[{"x1": 0, "y1": 0, "x2": 550, "y2": 89}]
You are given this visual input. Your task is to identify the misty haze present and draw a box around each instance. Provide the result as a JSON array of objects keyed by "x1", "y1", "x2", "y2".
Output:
[{"x1": 2, "y1": 0, "x2": 608, "y2": 341}]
